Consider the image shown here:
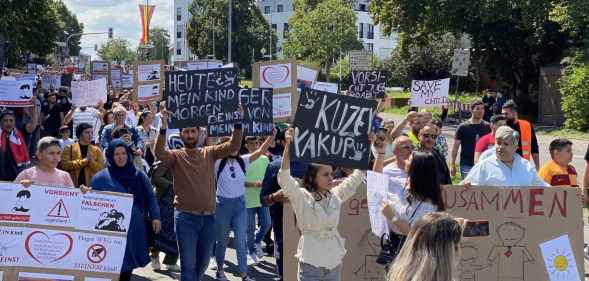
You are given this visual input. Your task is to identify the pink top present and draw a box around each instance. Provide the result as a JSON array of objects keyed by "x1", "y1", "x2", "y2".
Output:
[{"x1": 15, "y1": 166, "x2": 75, "y2": 188}]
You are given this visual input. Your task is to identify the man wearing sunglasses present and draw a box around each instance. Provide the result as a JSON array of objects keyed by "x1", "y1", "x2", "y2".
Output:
[{"x1": 418, "y1": 124, "x2": 452, "y2": 185}]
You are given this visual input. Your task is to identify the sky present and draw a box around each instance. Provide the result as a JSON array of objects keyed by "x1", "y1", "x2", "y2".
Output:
[{"x1": 62, "y1": 0, "x2": 172, "y2": 60}]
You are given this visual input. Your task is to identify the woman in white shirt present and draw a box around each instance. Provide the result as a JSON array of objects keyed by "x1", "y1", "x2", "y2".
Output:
[
  {"x1": 278, "y1": 128, "x2": 366, "y2": 281},
  {"x1": 382, "y1": 151, "x2": 446, "y2": 235}
]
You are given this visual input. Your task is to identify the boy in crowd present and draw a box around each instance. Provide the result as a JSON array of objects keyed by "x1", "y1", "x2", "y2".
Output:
[{"x1": 538, "y1": 139, "x2": 577, "y2": 187}]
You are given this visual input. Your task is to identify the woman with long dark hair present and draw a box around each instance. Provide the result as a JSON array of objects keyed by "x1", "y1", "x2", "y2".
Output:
[
  {"x1": 278, "y1": 128, "x2": 366, "y2": 281},
  {"x1": 382, "y1": 151, "x2": 445, "y2": 235}
]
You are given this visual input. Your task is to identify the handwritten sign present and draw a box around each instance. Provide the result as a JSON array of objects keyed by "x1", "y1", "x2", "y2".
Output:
[
  {"x1": 0, "y1": 80, "x2": 34, "y2": 107},
  {"x1": 348, "y1": 70, "x2": 387, "y2": 99},
  {"x1": 443, "y1": 186, "x2": 583, "y2": 281},
  {"x1": 71, "y1": 79, "x2": 107, "y2": 107},
  {"x1": 165, "y1": 68, "x2": 239, "y2": 128},
  {"x1": 291, "y1": 88, "x2": 376, "y2": 169},
  {"x1": 209, "y1": 88, "x2": 274, "y2": 137},
  {"x1": 410, "y1": 78, "x2": 450, "y2": 107}
]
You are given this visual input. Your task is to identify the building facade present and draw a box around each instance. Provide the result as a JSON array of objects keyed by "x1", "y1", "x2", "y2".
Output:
[{"x1": 172, "y1": 0, "x2": 396, "y2": 63}]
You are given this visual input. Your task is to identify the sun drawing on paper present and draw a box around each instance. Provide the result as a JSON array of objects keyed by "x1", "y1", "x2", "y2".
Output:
[{"x1": 546, "y1": 248, "x2": 574, "y2": 278}]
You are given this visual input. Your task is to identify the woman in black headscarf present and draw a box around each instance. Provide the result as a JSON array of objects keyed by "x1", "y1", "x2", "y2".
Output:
[{"x1": 90, "y1": 139, "x2": 161, "y2": 281}]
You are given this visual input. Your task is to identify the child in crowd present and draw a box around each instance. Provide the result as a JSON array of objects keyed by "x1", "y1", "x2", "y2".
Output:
[
  {"x1": 538, "y1": 138, "x2": 577, "y2": 187},
  {"x1": 59, "y1": 125, "x2": 75, "y2": 150},
  {"x1": 15, "y1": 136, "x2": 74, "y2": 187}
]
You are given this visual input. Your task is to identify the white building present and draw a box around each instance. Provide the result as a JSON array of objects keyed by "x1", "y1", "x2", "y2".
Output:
[{"x1": 172, "y1": 0, "x2": 396, "y2": 63}]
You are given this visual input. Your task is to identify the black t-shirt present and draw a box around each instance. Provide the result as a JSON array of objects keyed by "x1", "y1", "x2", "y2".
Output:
[
  {"x1": 585, "y1": 144, "x2": 589, "y2": 161},
  {"x1": 509, "y1": 121, "x2": 539, "y2": 157},
  {"x1": 78, "y1": 144, "x2": 89, "y2": 186},
  {"x1": 455, "y1": 120, "x2": 491, "y2": 166},
  {"x1": 0, "y1": 135, "x2": 18, "y2": 181},
  {"x1": 41, "y1": 103, "x2": 62, "y2": 136}
]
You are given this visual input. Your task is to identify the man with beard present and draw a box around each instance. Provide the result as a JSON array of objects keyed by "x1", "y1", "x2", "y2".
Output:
[
  {"x1": 155, "y1": 107, "x2": 243, "y2": 281},
  {"x1": 501, "y1": 100, "x2": 539, "y2": 168}
]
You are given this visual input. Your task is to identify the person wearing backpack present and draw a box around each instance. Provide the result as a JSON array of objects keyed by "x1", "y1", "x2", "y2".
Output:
[{"x1": 213, "y1": 133, "x2": 275, "y2": 281}]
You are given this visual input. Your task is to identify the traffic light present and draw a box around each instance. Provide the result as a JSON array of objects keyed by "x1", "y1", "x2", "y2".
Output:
[{"x1": 108, "y1": 28, "x2": 113, "y2": 39}]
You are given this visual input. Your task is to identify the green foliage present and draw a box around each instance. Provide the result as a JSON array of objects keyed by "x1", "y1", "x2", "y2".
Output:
[
  {"x1": 328, "y1": 56, "x2": 350, "y2": 83},
  {"x1": 98, "y1": 39, "x2": 136, "y2": 65},
  {"x1": 51, "y1": 0, "x2": 84, "y2": 56},
  {"x1": 186, "y1": 0, "x2": 276, "y2": 76},
  {"x1": 560, "y1": 58, "x2": 589, "y2": 131},
  {"x1": 142, "y1": 28, "x2": 171, "y2": 64},
  {"x1": 283, "y1": 0, "x2": 362, "y2": 77}
]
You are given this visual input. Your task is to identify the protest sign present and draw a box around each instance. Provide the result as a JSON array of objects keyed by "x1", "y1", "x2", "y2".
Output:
[
  {"x1": 71, "y1": 79, "x2": 107, "y2": 107},
  {"x1": 253, "y1": 59, "x2": 298, "y2": 121},
  {"x1": 410, "y1": 78, "x2": 450, "y2": 107},
  {"x1": 284, "y1": 181, "x2": 387, "y2": 281},
  {"x1": 15, "y1": 74, "x2": 36, "y2": 84},
  {"x1": 164, "y1": 68, "x2": 240, "y2": 129},
  {"x1": 312, "y1": 81, "x2": 338, "y2": 94},
  {"x1": 349, "y1": 50, "x2": 372, "y2": 71},
  {"x1": 443, "y1": 185, "x2": 583, "y2": 281},
  {"x1": 183, "y1": 59, "x2": 223, "y2": 71},
  {"x1": 296, "y1": 65, "x2": 318, "y2": 88},
  {"x1": 26, "y1": 63, "x2": 37, "y2": 74},
  {"x1": 90, "y1": 61, "x2": 109, "y2": 81},
  {"x1": 0, "y1": 80, "x2": 34, "y2": 107},
  {"x1": 348, "y1": 70, "x2": 387, "y2": 99},
  {"x1": 539, "y1": 235, "x2": 580, "y2": 281},
  {"x1": 451, "y1": 49, "x2": 470, "y2": 77},
  {"x1": 41, "y1": 74, "x2": 61, "y2": 90},
  {"x1": 134, "y1": 60, "x2": 164, "y2": 103},
  {"x1": 121, "y1": 74, "x2": 133, "y2": 88},
  {"x1": 109, "y1": 69, "x2": 121, "y2": 81},
  {"x1": 366, "y1": 171, "x2": 389, "y2": 237},
  {"x1": 208, "y1": 88, "x2": 274, "y2": 137},
  {"x1": 291, "y1": 88, "x2": 376, "y2": 169},
  {"x1": 0, "y1": 182, "x2": 133, "y2": 280}
]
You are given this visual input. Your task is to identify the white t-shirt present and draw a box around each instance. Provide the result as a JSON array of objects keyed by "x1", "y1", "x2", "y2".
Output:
[
  {"x1": 215, "y1": 154, "x2": 252, "y2": 198},
  {"x1": 388, "y1": 193, "x2": 437, "y2": 235},
  {"x1": 73, "y1": 107, "x2": 101, "y2": 143},
  {"x1": 125, "y1": 109, "x2": 138, "y2": 127}
]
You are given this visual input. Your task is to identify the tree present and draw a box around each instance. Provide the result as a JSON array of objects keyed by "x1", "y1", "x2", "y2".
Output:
[
  {"x1": 98, "y1": 39, "x2": 136, "y2": 64},
  {"x1": 52, "y1": 0, "x2": 84, "y2": 56},
  {"x1": 368, "y1": 0, "x2": 589, "y2": 114},
  {"x1": 142, "y1": 28, "x2": 171, "y2": 64},
  {"x1": 283, "y1": 0, "x2": 362, "y2": 78},
  {"x1": 186, "y1": 0, "x2": 276, "y2": 76}
]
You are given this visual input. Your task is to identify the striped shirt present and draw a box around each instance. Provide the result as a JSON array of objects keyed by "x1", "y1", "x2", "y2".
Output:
[{"x1": 73, "y1": 108, "x2": 102, "y2": 143}]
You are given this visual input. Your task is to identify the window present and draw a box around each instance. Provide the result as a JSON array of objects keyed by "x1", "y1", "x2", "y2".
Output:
[
  {"x1": 358, "y1": 23, "x2": 364, "y2": 38},
  {"x1": 177, "y1": 31, "x2": 182, "y2": 38},
  {"x1": 283, "y1": 23, "x2": 289, "y2": 37},
  {"x1": 264, "y1": 6, "x2": 271, "y2": 14},
  {"x1": 272, "y1": 24, "x2": 277, "y2": 32},
  {"x1": 176, "y1": 8, "x2": 182, "y2": 21},
  {"x1": 359, "y1": 4, "x2": 366, "y2": 11},
  {"x1": 177, "y1": 24, "x2": 183, "y2": 38},
  {"x1": 277, "y1": 4, "x2": 283, "y2": 12},
  {"x1": 367, "y1": 24, "x2": 374, "y2": 39},
  {"x1": 176, "y1": 48, "x2": 182, "y2": 55},
  {"x1": 363, "y1": 43, "x2": 373, "y2": 51}
]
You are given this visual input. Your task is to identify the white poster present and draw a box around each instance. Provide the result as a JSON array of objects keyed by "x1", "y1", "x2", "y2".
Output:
[
  {"x1": 451, "y1": 49, "x2": 470, "y2": 77},
  {"x1": 41, "y1": 74, "x2": 61, "y2": 90},
  {"x1": 272, "y1": 92, "x2": 292, "y2": 119},
  {"x1": 76, "y1": 191, "x2": 133, "y2": 234},
  {"x1": 20, "y1": 228, "x2": 76, "y2": 269},
  {"x1": 137, "y1": 63, "x2": 161, "y2": 82},
  {"x1": 71, "y1": 78, "x2": 107, "y2": 107},
  {"x1": 18, "y1": 272, "x2": 74, "y2": 281},
  {"x1": 409, "y1": 78, "x2": 450, "y2": 107},
  {"x1": 109, "y1": 69, "x2": 121, "y2": 80},
  {"x1": 539, "y1": 235, "x2": 581, "y2": 281},
  {"x1": 91, "y1": 62, "x2": 108, "y2": 72},
  {"x1": 137, "y1": 82, "x2": 160, "y2": 102},
  {"x1": 366, "y1": 171, "x2": 390, "y2": 237},
  {"x1": 71, "y1": 233, "x2": 126, "y2": 274},
  {"x1": 312, "y1": 81, "x2": 338, "y2": 94},
  {"x1": 297, "y1": 65, "x2": 318, "y2": 87},
  {"x1": 121, "y1": 74, "x2": 133, "y2": 88},
  {"x1": 186, "y1": 61, "x2": 223, "y2": 71},
  {"x1": 260, "y1": 63, "x2": 292, "y2": 89},
  {"x1": 0, "y1": 225, "x2": 26, "y2": 267},
  {"x1": 15, "y1": 73, "x2": 37, "y2": 84},
  {"x1": 0, "y1": 80, "x2": 34, "y2": 107}
]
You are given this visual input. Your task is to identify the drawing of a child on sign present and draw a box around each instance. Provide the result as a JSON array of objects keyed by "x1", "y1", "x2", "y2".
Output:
[{"x1": 488, "y1": 222, "x2": 534, "y2": 281}]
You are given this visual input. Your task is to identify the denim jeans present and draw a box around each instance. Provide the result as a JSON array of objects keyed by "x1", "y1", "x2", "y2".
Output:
[
  {"x1": 175, "y1": 210, "x2": 216, "y2": 281},
  {"x1": 298, "y1": 262, "x2": 342, "y2": 281},
  {"x1": 215, "y1": 196, "x2": 248, "y2": 275},
  {"x1": 247, "y1": 206, "x2": 272, "y2": 254},
  {"x1": 460, "y1": 164, "x2": 473, "y2": 180}
]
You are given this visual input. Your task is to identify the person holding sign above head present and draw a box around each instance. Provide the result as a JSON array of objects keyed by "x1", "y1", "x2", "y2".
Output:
[
  {"x1": 89, "y1": 139, "x2": 161, "y2": 281},
  {"x1": 155, "y1": 105, "x2": 244, "y2": 281},
  {"x1": 278, "y1": 128, "x2": 367, "y2": 281},
  {"x1": 60, "y1": 123, "x2": 105, "y2": 187},
  {"x1": 462, "y1": 126, "x2": 548, "y2": 187}
]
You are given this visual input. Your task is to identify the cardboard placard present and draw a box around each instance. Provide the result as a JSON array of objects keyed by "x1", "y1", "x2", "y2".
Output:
[
  {"x1": 133, "y1": 60, "x2": 164, "y2": 103},
  {"x1": 121, "y1": 74, "x2": 133, "y2": 89},
  {"x1": 0, "y1": 80, "x2": 34, "y2": 107},
  {"x1": 253, "y1": 59, "x2": 298, "y2": 122},
  {"x1": 71, "y1": 79, "x2": 107, "y2": 107},
  {"x1": 208, "y1": 88, "x2": 274, "y2": 137},
  {"x1": 347, "y1": 70, "x2": 387, "y2": 99},
  {"x1": 409, "y1": 78, "x2": 450, "y2": 107},
  {"x1": 284, "y1": 182, "x2": 387, "y2": 281},
  {"x1": 164, "y1": 68, "x2": 240, "y2": 129},
  {"x1": 291, "y1": 88, "x2": 376, "y2": 169},
  {"x1": 90, "y1": 61, "x2": 109, "y2": 83}
]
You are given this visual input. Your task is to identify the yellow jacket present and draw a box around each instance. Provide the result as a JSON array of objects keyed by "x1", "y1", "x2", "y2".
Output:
[{"x1": 61, "y1": 143, "x2": 105, "y2": 187}]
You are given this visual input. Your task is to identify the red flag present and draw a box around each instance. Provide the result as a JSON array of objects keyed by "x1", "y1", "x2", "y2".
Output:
[{"x1": 139, "y1": 4, "x2": 155, "y2": 46}]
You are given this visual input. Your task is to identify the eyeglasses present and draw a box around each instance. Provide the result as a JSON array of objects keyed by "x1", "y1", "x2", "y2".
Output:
[
  {"x1": 421, "y1": 134, "x2": 438, "y2": 139},
  {"x1": 229, "y1": 166, "x2": 236, "y2": 178}
]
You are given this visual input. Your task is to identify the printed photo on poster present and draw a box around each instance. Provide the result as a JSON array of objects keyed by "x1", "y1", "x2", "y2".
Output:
[
  {"x1": 137, "y1": 64, "x2": 161, "y2": 82},
  {"x1": 137, "y1": 83, "x2": 161, "y2": 102},
  {"x1": 92, "y1": 62, "x2": 108, "y2": 72},
  {"x1": 109, "y1": 69, "x2": 121, "y2": 81},
  {"x1": 0, "y1": 80, "x2": 34, "y2": 107},
  {"x1": 18, "y1": 272, "x2": 74, "y2": 281},
  {"x1": 539, "y1": 235, "x2": 581, "y2": 281},
  {"x1": 260, "y1": 63, "x2": 292, "y2": 89},
  {"x1": 72, "y1": 233, "x2": 126, "y2": 274},
  {"x1": 76, "y1": 191, "x2": 133, "y2": 234}
]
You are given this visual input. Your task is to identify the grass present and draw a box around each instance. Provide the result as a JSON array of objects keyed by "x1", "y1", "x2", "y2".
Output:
[{"x1": 536, "y1": 127, "x2": 589, "y2": 141}]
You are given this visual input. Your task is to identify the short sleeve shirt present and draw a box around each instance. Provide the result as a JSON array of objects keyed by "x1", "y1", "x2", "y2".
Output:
[
  {"x1": 215, "y1": 155, "x2": 252, "y2": 198},
  {"x1": 245, "y1": 156, "x2": 270, "y2": 208},
  {"x1": 475, "y1": 133, "x2": 494, "y2": 153},
  {"x1": 455, "y1": 120, "x2": 491, "y2": 166},
  {"x1": 538, "y1": 160, "x2": 578, "y2": 187},
  {"x1": 15, "y1": 166, "x2": 74, "y2": 187}
]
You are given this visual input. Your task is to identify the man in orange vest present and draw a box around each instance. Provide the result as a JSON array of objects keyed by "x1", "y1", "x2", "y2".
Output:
[{"x1": 501, "y1": 100, "x2": 540, "y2": 168}]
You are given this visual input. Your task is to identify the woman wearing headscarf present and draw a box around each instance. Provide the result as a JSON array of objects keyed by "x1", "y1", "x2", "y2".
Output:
[{"x1": 89, "y1": 139, "x2": 162, "y2": 281}]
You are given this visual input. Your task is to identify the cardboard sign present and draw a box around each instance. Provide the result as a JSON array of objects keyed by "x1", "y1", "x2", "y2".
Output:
[
  {"x1": 296, "y1": 65, "x2": 318, "y2": 88},
  {"x1": 0, "y1": 80, "x2": 34, "y2": 107},
  {"x1": 410, "y1": 78, "x2": 450, "y2": 107},
  {"x1": 165, "y1": 68, "x2": 239, "y2": 129},
  {"x1": 348, "y1": 70, "x2": 387, "y2": 99},
  {"x1": 443, "y1": 186, "x2": 583, "y2": 281},
  {"x1": 71, "y1": 79, "x2": 107, "y2": 107},
  {"x1": 208, "y1": 88, "x2": 274, "y2": 137},
  {"x1": 253, "y1": 59, "x2": 298, "y2": 122},
  {"x1": 284, "y1": 182, "x2": 387, "y2": 281},
  {"x1": 312, "y1": 81, "x2": 338, "y2": 94},
  {"x1": 291, "y1": 88, "x2": 376, "y2": 169},
  {"x1": 134, "y1": 61, "x2": 164, "y2": 103},
  {"x1": 90, "y1": 61, "x2": 109, "y2": 82}
]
